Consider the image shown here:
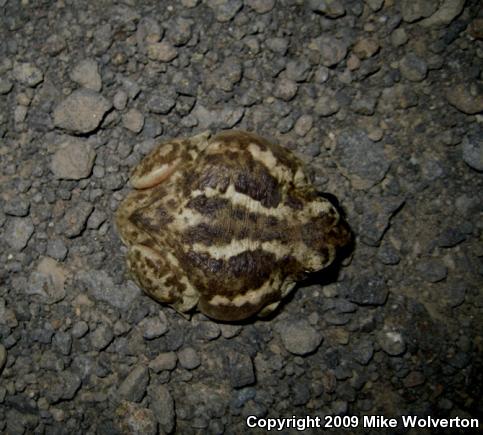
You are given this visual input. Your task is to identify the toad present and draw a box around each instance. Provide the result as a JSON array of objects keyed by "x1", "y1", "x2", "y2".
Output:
[{"x1": 116, "y1": 130, "x2": 350, "y2": 321}]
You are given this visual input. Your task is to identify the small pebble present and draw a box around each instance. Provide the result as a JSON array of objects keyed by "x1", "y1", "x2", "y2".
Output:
[
  {"x1": 70, "y1": 58, "x2": 102, "y2": 91},
  {"x1": 177, "y1": 347, "x2": 201, "y2": 370},
  {"x1": 122, "y1": 108, "x2": 145, "y2": 133}
]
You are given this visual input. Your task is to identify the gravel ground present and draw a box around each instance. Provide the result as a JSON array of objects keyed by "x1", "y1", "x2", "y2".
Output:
[{"x1": 1, "y1": 0, "x2": 482, "y2": 434}]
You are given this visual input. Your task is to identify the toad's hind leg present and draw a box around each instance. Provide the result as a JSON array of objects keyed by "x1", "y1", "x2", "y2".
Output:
[{"x1": 127, "y1": 244, "x2": 199, "y2": 315}]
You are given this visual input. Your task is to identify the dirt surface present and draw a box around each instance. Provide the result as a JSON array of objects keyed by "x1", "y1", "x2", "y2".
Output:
[{"x1": 0, "y1": 0, "x2": 482, "y2": 434}]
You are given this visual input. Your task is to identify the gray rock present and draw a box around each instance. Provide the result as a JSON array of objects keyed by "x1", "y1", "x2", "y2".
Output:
[
  {"x1": 193, "y1": 321, "x2": 221, "y2": 341},
  {"x1": 377, "y1": 242, "x2": 401, "y2": 265},
  {"x1": 172, "y1": 70, "x2": 200, "y2": 96},
  {"x1": 118, "y1": 366, "x2": 149, "y2": 402},
  {"x1": 182, "y1": 0, "x2": 199, "y2": 6},
  {"x1": 220, "y1": 324, "x2": 242, "y2": 339},
  {"x1": 206, "y1": 0, "x2": 242, "y2": 22},
  {"x1": 32, "y1": 323, "x2": 55, "y2": 344},
  {"x1": 437, "y1": 227, "x2": 466, "y2": 247},
  {"x1": 279, "y1": 319, "x2": 322, "y2": 355},
  {"x1": 45, "y1": 370, "x2": 82, "y2": 402},
  {"x1": 147, "y1": 41, "x2": 178, "y2": 62},
  {"x1": 462, "y1": 133, "x2": 483, "y2": 171},
  {"x1": 27, "y1": 257, "x2": 66, "y2": 304},
  {"x1": 216, "y1": 57, "x2": 243, "y2": 92},
  {"x1": 46, "y1": 238, "x2": 68, "y2": 261},
  {"x1": 391, "y1": 28, "x2": 409, "y2": 47},
  {"x1": 192, "y1": 102, "x2": 244, "y2": 129},
  {"x1": 60, "y1": 371, "x2": 82, "y2": 400},
  {"x1": 314, "y1": 66, "x2": 330, "y2": 83},
  {"x1": 4, "y1": 217, "x2": 34, "y2": 250},
  {"x1": 102, "y1": 173, "x2": 124, "y2": 191},
  {"x1": 225, "y1": 349, "x2": 255, "y2": 388},
  {"x1": 90, "y1": 324, "x2": 114, "y2": 351},
  {"x1": 324, "y1": 311, "x2": 352, "y2": 325},
  {"x1": 359, "y1": 197, "x2": 405, "y2": 246},
  {"x1": 148, "y1": 384, "x2": 175, "y2": 433},
  {"x1": 118, "y1": 402, "x2": 157, "y2": 435},
  {"x1": 44, "y1": 33, "x2": 67, "y2": 56},
  {"x1": 351, "y1": 95, "x2": 377, "y2": 115},
  {"x1": 0, "y1": 77, "x2": 13, "y2": 94},
  {"x1": 71, "y1": 354, "x2": 95, "y2": 382},
  {"x1": 273, "y1": 78, "x2": 298, "y2": 101},
  {"x1": 4, "y1": 197, "x2": 30, "y2": 217},
  {"x1": 399, "y1": 53, "x2": 428, "y2": 82},
  {"x1": 351, "y1": 339, "x2": 374, "y2": 365},
  {"x1": 441, "y1": 282, "x2": 466, "y2": 308},
  {"x1": 69, "y1": 58, "x2": 102, "y2": 92},
  {"x1": 420, "y1": 0, "x2": 466, "y2": 27},
  {"x1": 147, "y1": 91, "x2": 176, "y2": 114},
  {"x1": 379, "y1": 84, "x2": 418, "y2": 111},
  {"x1": 266, "y1": 37, "x2": 289, "y2": 55},
  {"x1": 14, "y1": 105, "x2": 27, "y2": 124},
  {"x1": 86, "y1": 208, "x2": 107, "y2": 230},
  {"x1": 140, "y1": 315, "x2": 168, "y2": 340},
  {"x1": 0, "y1": 344, "x2": 6, "y2": 374},
  {"x1": 60, "y1": 200, "x2": 93, "y2": 238},
  {"x1": 50, "y1": 137, "x2": 96, "y2": 180},
  {"x1": 309, "y1": 35, "x2": 348, "y2": 67},
  {"x1": 377, "y1": 330, "x2": 406, "y2": 356},
  {"x1": 308, "y1": 0, "x2": 345, "y2": 18},
  {"x1": 336, "y1": 130, "x2": 391, "y2": 190},
  {"x1": 447, "y1": 83, "x2": 483, "y2": 115},
  {"x1": 72, "y1": 320, "x2": 89, "y2": 338},
  {"x1": 294, "y1": 115, "x2": 313, "y2": 137},
  {"x1": 53, "y1": 89, "x2": 112, "y2": 134},
  {"x1": 166, "y1": 17, "x2": 193, "y2": 46},
  {"x1": 76, "y1": 270, "x2": 141, "y2": 310},
  {"x1": 345, "y1": 275, "x2": 388, "y2": 306},
  {"x1": 113, "y1": 90, "x2": 128, "y2": 110},
  {"x1": 314, "y1": 92, "x2": 340, "y2": 116},
  {"x1": 366, "y1": 0, "x2": 384, "y2": 11},
  {"x1": 277, "y1": 116, "x2": 294, "y2": 133},
  {"x1": 178, "y1": 347, "x2": 201, "y2": 370},
  {"x1": 245, "y1": 0, "x2": 275, "y2": 14},
  {"x1": 285, "y1": 59, "x2": 311, "y2": 82},
  {"x1": 14, "y1": 62, "x2": 43, "y2": 87},
  {"x1": 120, "y1": 77, "x2": 141, "y2": 100},
  {"x1": 353, "y1": 37, "x2": 380, "y2": 59},
  {"x1": 122, "y1": 109, "x2": 144, "y2": 133},
  {"x1": 401, "y1": 0, "x2": 438, "y2": 22},
  {"x1": 53, "y1": 331, "x2": 72, "y2": 356},
  {"x1": 416, "y1": 258, "x2": 448, "y2": 282},
  {"x1": 136, "y1": 16, "x2": 162, "y2": 51},
  {"x1": 149, "y1": 352, "x2": 177, "y2": 373},
  {"x1": 218, "y1": 106, "x2": 245, "y2": 128},
  {"x1": 176, "y1": 95, "x2": 196, "y2": 116}
]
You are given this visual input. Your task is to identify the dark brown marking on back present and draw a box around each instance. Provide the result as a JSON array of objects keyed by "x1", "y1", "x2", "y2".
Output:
[
  {"x1": 186, "y1": 195, "x2": 230, "y2": 216},
  {"x1": 133, "y1": 141, "x2": 181, "y2": 179},
  {"x1": 301, "y1": 213, "x2": 351, "y2": 254},
  {"x1": 285, "y1": 191, "x2": 304, "y2": 210},
  {"x1": 183, "y1": 223, "x2": 232, "y2": 245},
  {"x1": 130, "y1": 205, "x2": 174, "y2": 233},
  {"x1": 212, "y1": 130, "x2": 270, "y2": 152},
  {"x1": 186, "y1": 251, "x2": 224, "y2": 274},
  {"x1": 234, "y1": 164, "x2": 281, "y2": 208}
]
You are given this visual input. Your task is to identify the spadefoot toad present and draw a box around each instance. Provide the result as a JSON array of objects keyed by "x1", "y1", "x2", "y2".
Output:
[{"x1": 116, "y1": 130, "x2": 350, "y2": 321}]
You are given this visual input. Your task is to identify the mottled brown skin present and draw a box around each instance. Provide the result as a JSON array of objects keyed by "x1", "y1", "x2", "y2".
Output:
[{"x1": 116, "y1": 130, "x2": 350, "y2": 321}]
